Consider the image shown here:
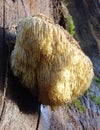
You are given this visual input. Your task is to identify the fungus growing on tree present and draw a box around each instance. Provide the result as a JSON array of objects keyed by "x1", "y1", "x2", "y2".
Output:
[{"x1": 10, "y1": 14, "x2": 94, "y2": 108}]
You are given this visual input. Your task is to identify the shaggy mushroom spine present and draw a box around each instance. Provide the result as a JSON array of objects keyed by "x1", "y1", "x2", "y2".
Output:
[{"x1": 10, "y1": 14, "x2": 94, "y2": 108}]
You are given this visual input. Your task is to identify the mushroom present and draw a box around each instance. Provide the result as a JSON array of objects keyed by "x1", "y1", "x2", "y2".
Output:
[{"x1": 10, "y1": 14, "x2": 94, "y2": 108}]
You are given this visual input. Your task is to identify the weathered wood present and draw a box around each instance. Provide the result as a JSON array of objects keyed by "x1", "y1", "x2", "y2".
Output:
[
  {"x1": 0, "y1": 0, "x2": 53, "y2": 130},
  {"x1": 0, "y1": 0, "x2": 100, "y2": 130},
  {"x1": 59, "y1": 0, "x2": 100, "y2": 129}
]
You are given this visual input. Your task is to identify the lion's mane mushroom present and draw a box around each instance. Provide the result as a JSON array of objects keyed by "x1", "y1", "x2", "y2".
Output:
[{"x1": 10, "y1": 14, "x2": 94, "y2": 108}]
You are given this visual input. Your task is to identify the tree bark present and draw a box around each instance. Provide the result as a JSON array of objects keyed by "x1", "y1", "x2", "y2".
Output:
[{"x1": 0, "y1": 0, "x2": 100, "y2": 130}]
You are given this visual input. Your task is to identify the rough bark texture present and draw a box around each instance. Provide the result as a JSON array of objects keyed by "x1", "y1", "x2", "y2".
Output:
[{"x1": 0, "y1": 0, "x2": 100, "y2": 130}]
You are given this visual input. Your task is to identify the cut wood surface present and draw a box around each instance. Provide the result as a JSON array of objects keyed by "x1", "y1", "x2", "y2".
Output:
[{"x1": 0, "y1": 0, "x2": 100, "y2": 130}]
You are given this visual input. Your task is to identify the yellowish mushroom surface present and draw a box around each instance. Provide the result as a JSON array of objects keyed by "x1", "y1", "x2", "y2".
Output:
[{"x1": 11, "y1": 14, "x2": 94, "y2": 107}]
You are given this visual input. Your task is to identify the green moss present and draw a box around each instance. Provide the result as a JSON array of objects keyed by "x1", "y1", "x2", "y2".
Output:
[
  {"x1": 88, "y1": 77, "x2": 100, "y2": 105},
  {"x1": 89, "y1": 94, "x2": 100, "y2": 106},
  {"x1": 69, "y1": 16, "x2": 75, "y2": 36},
  {"x1": 93, "y1": 96, "x2": 100, "y2": 105},
  {"x1": 95, "y1": 77, "x2": 100, "y2": 88},
  {"x1": 87, "y1": 89, "x2": 100, "y2": 106},
  {"x1": 95, "y1": 77, "x2": 100, "y2": 83},
  {"x1": 75, "y1": 99, "x2": 86, "y2": 113}
]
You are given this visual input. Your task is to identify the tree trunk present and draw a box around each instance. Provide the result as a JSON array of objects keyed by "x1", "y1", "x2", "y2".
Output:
[{"x1": 0, "y1": 0, "x2": 100, "y2": 130}]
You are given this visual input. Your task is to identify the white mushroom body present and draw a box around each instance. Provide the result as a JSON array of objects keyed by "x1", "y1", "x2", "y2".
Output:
[{"x1": 11, "y1": 14, "x2": 94, "y2": 107}]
